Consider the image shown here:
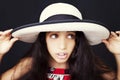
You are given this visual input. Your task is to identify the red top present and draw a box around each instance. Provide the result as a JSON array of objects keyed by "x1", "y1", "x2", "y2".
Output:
[{"x1": 47, "y1": 67, "x2": 71, "y2": 80}]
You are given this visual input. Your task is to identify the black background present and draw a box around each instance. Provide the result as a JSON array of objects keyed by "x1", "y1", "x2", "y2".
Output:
[{"x1": 0, "y1": 0, "x2": 120, "y2": 74}]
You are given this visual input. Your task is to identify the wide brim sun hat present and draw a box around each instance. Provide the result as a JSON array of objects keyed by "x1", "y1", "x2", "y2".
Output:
[{"x1": 12, "y1": 3, "x2": 110, "y2": 45}]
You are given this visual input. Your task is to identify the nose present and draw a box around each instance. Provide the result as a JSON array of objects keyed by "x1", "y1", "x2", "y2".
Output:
[{"x1": 59, "y1": 37, "x2": 66, "y2": 50}]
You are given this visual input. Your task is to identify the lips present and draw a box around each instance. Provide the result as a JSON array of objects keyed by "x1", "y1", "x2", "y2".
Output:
[{"x1": 56, "y1": 52, "x2": 67, "y2": 59}]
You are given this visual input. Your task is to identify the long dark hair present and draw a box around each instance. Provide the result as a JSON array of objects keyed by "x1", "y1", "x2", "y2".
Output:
[
  {"x1": 68, "y1": 31, "x2": 110, "y2": 80},
  {"x1": 18, "y1": 32, "x2": 113, "y2": 80}
]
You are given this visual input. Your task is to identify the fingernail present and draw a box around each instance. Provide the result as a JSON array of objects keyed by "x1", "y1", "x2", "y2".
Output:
[
  {"x1": 116, "y1": 31, "x2": 119, "y2": 33},
  {"x1": 9, "y1": 29, "x2": 13, "y2": 31}
]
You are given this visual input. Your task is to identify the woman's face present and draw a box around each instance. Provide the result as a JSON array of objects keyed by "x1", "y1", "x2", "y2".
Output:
[{"x1": 46, "y1": 31, "x2": 76, "y2": 65}]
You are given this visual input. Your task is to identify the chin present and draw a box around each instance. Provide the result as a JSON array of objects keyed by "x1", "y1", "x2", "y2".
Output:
[{"x1": 55, "y1": 59, "x2": 68, "y2": 64}]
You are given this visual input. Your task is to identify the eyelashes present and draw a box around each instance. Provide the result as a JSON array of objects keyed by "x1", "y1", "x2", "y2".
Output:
[
  {"x1": 50, "y1": 34, "x2": 58, "y2": 39},
  {"x1": 67, "y1": 34, "x2": 76, "y2": 39}
]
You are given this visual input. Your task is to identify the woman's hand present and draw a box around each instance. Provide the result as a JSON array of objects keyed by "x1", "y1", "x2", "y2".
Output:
[
  {"x1": 0, "y1": 29, "x2": 18, "y2": 55},
  {"x1": 102, "y1": 31, "x2": 120, "y2": 55}
]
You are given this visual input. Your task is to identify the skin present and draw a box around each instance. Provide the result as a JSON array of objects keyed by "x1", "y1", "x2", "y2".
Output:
[
  {"x1": 102, "y1": 31, "x2": 120, "y2": 79},
  {"x1": 46, "y1": 31, "x2": 76, "y2": 69},
  {"x1": 0, "y1": 29, "x2": 18, "y2": 61}
]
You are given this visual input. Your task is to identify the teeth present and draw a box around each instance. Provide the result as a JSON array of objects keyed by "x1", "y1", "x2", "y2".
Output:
[{"x1": 57, "y1": 53, "x2": 67, "y2": 59}]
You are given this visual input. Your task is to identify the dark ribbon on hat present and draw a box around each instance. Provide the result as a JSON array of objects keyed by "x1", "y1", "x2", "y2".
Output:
[
  {"x1": 43, "y1": 14, "x2": 81, "y2": 23},
  {"x1": 12, "y1": 14, "x2": 106, "y2": 33},
  {"x1": 42, "y1": 14, "x2": 107, "y2": 28}
]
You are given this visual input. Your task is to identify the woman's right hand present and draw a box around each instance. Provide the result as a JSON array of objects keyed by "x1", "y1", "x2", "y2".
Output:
[{"x1": 0, "y1": 29, "x2": 19, "y2": 55}]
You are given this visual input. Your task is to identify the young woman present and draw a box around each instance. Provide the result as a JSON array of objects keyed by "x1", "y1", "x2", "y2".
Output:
[{"x1": 0, "y1": 3, "x2": 120, "y2": 80}]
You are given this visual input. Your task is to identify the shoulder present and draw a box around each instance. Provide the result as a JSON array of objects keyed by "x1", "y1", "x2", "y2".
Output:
[{"x1": 1, "y1": 57, "x2": 33, "y2": 80}]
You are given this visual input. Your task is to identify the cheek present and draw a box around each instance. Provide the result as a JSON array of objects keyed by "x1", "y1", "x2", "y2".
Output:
[
  {"x1": 68, "y1": 41, "x2": 75, "y2": 51},
  {"x1": 46, "y1": 39, "x2": 57, "y2": 53}
]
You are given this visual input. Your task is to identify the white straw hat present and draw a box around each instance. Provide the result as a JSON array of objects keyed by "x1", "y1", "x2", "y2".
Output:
[{"x1": 12, "y1": 3, "x2": 110, "y2": 45}]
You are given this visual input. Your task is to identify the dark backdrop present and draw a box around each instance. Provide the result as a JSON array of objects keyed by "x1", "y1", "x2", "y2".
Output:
[{"x1": 0, "y1": 0, "x2": 120, "y2": 74}]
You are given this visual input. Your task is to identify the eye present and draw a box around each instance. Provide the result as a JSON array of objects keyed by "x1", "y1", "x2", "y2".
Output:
[
  {"x1": 67, "y1": 34, "x2": 75, "y2": 39},
  {"x1": 50, "y1": 34, "x2": 58, "y2": 39}
]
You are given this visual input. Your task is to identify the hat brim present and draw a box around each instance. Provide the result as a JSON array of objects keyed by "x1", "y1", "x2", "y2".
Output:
[{"x1": 12, "y1": 20, "x2": 110, "y2": 45}]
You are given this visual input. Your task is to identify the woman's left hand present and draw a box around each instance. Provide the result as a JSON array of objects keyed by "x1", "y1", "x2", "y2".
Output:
[{"x1": 102, "y1": 31, "x2": 120, "y2": 55}]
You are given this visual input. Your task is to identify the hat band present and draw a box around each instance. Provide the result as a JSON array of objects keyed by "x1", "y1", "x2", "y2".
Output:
[
  {"x1": 12, "y1": 14, "x2": 107, "y2": 34},
  {"x1": 43, "y1": 14, "x2": 81, "y2": 23}
]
